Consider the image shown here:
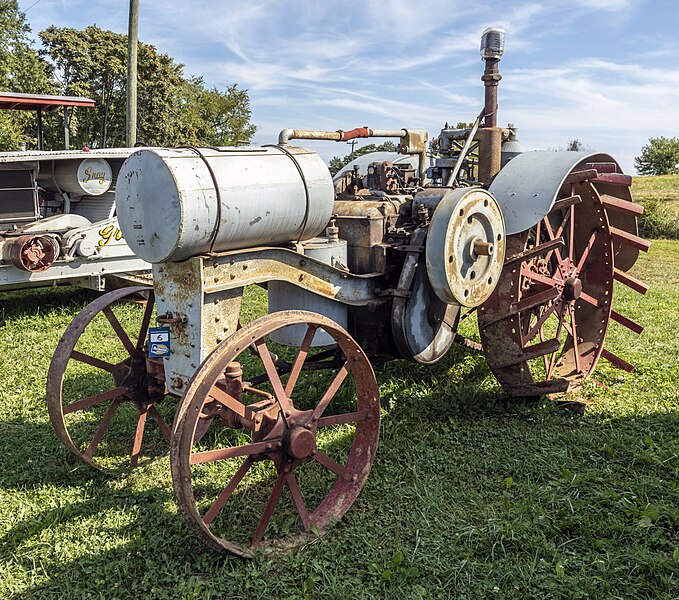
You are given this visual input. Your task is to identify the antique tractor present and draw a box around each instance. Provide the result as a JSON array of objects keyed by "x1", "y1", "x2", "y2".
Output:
[{"x1": 46, "y1": 28, "x2": 648, "y2": 556}]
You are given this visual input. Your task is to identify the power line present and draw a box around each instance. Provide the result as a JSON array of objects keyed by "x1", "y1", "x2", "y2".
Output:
[{"x1": 23, "y1": 0, "x2": 45, "y2": 12}]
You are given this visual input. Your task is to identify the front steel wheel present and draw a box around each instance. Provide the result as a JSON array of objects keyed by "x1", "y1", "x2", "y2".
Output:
[{"x1": 171, "y1": 310, "x2": 380, "y2": 556}]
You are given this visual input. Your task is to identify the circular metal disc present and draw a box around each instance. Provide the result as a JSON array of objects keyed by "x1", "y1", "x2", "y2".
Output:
[
  {"x1": 391, "y1": 259, "x2": 460, "y2": 364},
  {"x1": 425, "y1": 187, "x2": 506, "y2": 307}
]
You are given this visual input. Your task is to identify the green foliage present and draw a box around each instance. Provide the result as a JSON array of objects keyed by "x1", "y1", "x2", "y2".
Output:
[
  {"x1": 0, "y1": 0, "x2": 55, "y2": 149},
  {"x1": 566, "y1": 138, "x2": 586, "y2": 151},
  {"x1": 328, "y1": 141, "x2": 398, "y2": 176},
  {"x1": 632, "y1": 174, "x2": 679, "y2": 239},
  {"x1": 0, "y1": 10, "x2": 255, "y2": 150},
  {"x1": 38, "y1": 26, "x2": 256, "y2": 149},
  {"x1": 177, "y1": 77, "x2": 256, "y2": 146},
  {"x1": 634, "y1": 137, "x2": 679, "y2": 176}
]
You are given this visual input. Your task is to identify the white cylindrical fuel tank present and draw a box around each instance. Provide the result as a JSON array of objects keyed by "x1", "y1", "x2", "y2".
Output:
[
  {"x1": 268, "y1": 237, "x2": 348, "y2": 346},
  {"x1": 115, "y1": 146, "x2": 335, "y2": 263},
  {"x1": 38, "y1": 158, "x2": 113, "y2": 196}
]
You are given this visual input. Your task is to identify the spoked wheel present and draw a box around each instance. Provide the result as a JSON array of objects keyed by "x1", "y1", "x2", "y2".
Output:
[
  {"x1": 47, "y1": 286, "x2": 172, "y2": 470},
  {"x1": 479, "y1": 178, "x2": 616, "y2": 397},
  {"x1": 171, "y1": 310, "x2": 380, "y2": 557}
]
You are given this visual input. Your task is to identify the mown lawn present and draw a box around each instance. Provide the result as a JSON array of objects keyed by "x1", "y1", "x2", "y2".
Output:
[{"x1": 0, "y1": 240, "x2": 678, "y2": 599}]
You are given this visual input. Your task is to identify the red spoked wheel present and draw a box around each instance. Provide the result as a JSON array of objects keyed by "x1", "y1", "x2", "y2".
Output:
[
  {"x1": 479, "y1": 179, "x2": 615, "y2": 398},
  {"x1": 47, "y1": 287, "x2": 172, "y2": 470},
  {"x1": 171, "y1": 310, "x2": 380, "y2": 557}
]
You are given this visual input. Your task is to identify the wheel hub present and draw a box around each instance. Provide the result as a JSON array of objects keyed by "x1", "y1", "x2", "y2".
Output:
[
  {"x1": 563, "y1": 277, "x2": 582, "y2": 301},
  {"x1": 285, "y1": 425, "x2": 317, "y2": 459}
]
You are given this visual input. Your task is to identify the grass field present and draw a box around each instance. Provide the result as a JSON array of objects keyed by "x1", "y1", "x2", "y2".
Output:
[
  {"x1": 633, "y1": 175, "x2": 679, "y2": 238},
  {"x1": 0, "y1": 238, "x2": 678, "y2": 599}
]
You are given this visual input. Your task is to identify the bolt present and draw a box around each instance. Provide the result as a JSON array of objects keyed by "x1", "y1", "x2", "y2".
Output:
[
  {"x1": 305, "y1": 423, "x2": 312, "y2": 429},
  {"x1": 351, "y1": 474, "x2": 358, "y2": 483}
]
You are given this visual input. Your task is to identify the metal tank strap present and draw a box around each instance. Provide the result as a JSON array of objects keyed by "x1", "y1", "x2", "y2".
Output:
[
  {"x1": 179, "y1": 146, "x2": 223, "y2": 254},
  {"x1": 263, "y1": 144, "x2": 311, "y2": 243}
]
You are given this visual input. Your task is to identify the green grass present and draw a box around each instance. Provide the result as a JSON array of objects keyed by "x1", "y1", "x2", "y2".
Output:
[
  {"x1": 632, "y1": 175, "x2": 679, "y2": 238},
  {"x1": 1, "y1": 241, "x2": 678, "y2": 599}
]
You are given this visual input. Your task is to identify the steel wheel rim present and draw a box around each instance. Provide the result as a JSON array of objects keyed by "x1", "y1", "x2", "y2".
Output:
[
  {"x1": 171, "y1": 310, "x2": 381, "y2": 557},
  {"x1": 479, "y1": 180, "x2": 614, "y2": 394},
  {"x1": 46, "y1": 286, "x2": 170, "y2": 470}
]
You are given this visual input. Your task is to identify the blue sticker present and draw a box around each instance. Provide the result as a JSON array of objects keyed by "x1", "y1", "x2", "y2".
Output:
[{"x1": 148, "y1": 326, "x2": 171, "y2": 357}]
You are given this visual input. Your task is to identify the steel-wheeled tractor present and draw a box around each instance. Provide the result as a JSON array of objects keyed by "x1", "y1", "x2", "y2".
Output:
[{"x1": 46, "y1": 28, "x2": 649, "y2": 556}]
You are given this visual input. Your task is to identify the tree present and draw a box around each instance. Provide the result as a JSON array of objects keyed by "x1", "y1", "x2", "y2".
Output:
[
  {"x1": 177, "y1": 77, "x2": 256, "y2": 146},
  {"x1": 329, "y1": 141, "x2": 398, "y2": 176},
  {"x1": 38, "y1": 25, "x2": 256, "y2": 149},
  {"x1": 566, "y1": 138, "x2": 585, "y2": 151},
  {"x1": 0, "y1": 0, "x2": 55, "y2": 150},
  {"x1": 634, "y1": 137, "x2": 679, "y2": 176}
]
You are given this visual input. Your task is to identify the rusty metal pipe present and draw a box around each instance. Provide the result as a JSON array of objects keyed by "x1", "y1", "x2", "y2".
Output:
[
  {"x1": 482, "y1": 57, "x2": 501, "y2": 128},
  {"x1": 278, "y1": 127, "x2": 407, "y2": 146}
]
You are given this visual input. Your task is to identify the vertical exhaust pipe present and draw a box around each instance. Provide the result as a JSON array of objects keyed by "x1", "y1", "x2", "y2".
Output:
[{"x1": 478, "y1": 27, "x2": 505, "y2": 184}]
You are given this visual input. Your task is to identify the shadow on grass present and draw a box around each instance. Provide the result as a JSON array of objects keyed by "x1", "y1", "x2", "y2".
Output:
[
  {"x1": 2, "y1": 340, "x2": 679, "y2": 597},
  {"x1": 0, "y1": 286, "x2": 98, "y2": 327}
]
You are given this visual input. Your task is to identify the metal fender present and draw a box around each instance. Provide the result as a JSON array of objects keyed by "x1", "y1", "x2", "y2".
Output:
[{"x1": 490, "y1": 150, "x2": 640, "y2": 271}]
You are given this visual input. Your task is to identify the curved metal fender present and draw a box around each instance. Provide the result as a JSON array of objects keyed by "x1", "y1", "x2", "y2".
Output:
[{"x1": 489, "y1": 150, "x2": 640, "y2": 271}]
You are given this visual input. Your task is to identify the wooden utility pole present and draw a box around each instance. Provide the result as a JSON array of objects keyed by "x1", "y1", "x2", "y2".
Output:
[{"x1": 126, "y1": 0, "x2": 139, "y2": 147}]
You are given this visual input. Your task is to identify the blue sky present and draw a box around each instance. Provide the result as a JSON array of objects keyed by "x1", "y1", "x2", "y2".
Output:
[{"x1": 18, "y1": 0, "x2": 679, "y2": 173}]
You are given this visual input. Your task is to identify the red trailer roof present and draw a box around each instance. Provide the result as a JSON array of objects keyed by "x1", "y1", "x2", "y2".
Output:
[{"x1": 0, "y1": 92, "x2": 95, "y2": 111}]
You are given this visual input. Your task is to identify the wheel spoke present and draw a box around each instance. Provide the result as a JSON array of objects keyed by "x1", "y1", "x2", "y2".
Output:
[
  {"x1": 554, "y1": 205, "x2": 572, "y2": 241},
  {"x1": 310, "y1": 358, "x2": 354, "y2": 422},
  {"x1": 254, "y1": 338, "x2": 294, "y2": 415},
  {"x1": 287, "y1": 472, "x2": 311, "y2": 531},
  {"x1": 190, "y1": 439, "x2": 279, "y2": 465},
  {"x1": 524, "y1": 300, "x2": 561, "y2": 345},
  {"x1": 130, "y1": 406, "x2": 149, "y2": 468},
  {"x1": 569, "y1": 305, "x2": 582, "y2": 373},
  {"x1": 83, "y1": 398, "x2": 122, "y2": 458},
  {"x1": 580, "y1": 291, "x2": 600, "y2": 307},
  {"x1": 284, "y1": 325, "x2": 318, "y2": 397},
  {"x1": 203, "y1": 457, "x2": 254, "y2": 526},
  {"x1": 313, "y1": 450, "x2": 345, "y2": 477},
  {"x1": 63, "y1": 385, "x2": 128, "y2": 415},
  {"x1": 542, "y1": 217, "x2": 565, "y2": 264},
  {"x1": 545, "y1": 303, "x2": 567, "y2": 380},
  {"x1": 317, "y1": 410, "x2": 369, "y2": 428},
  {"x1": 569, "y1": 204, "x2": 575, "y2": 260},
  {"x1": 577, "y1": 230, "x2": 598, "y2": 272},
  {"x1": 520, "y1": 267, "x2": 557, "y2": 288},
  {"x1": 136, "y1": 295, "x2": 155, "y2": 350},
  {"x1": 147, "y1": 404, "x2": 172, "y2": 441},
  {"x1": 70, "y1": 350, "x2": 115, "y2": 373},
  {"x1": 210, "y1": 386, "x2": 254, "y2": 423},
  {"x1": 250, "y1": 470, "x2": 287, "y2": 549},
  {"x1": 102, "y1": 306, "x2": 136, "y2": 355}
]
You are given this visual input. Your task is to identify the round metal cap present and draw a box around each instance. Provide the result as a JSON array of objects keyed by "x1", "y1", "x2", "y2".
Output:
[{"x1": 425, "y1": 187, "x2": 506, "y2": 307}]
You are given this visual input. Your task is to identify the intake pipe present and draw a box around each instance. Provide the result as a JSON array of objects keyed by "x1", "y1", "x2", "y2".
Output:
[{"x1": 278, "y1": 127, "x2": 427, "y2": 185}]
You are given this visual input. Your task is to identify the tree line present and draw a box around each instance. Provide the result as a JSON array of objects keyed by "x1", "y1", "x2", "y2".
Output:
[{"x1": 0, "y1": 1, "x2": 255, "y2": 150}]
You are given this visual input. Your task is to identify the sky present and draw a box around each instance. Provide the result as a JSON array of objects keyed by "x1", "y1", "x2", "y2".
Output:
[{"x1": 17, "y1": 0, "x2": 679, "y2": 173}]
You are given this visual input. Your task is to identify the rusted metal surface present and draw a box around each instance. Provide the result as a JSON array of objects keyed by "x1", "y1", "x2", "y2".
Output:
[
  {"x1": 170, "y1": 310, "x2": 380, "y2": 556},
  {"x1": 200, "y1": 246, "x2": 378, "y2": 303},
  {"x1": 46, "y1": 286, "x2": 172, "y2": 470},
  {"x1": 479, "y1": 158, "x2": 648, "y2": 399},
  {"x1": 424, "y1": 187, "x2": 506, "y2": 307},
  {"x1": 391, "y1": 228, "x2": 459, "y2": 363},
  {"x1": 6, "y1": 234, "x2": 57, "y2": 271}
]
